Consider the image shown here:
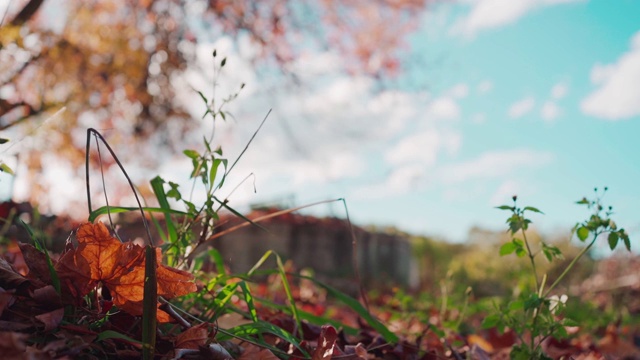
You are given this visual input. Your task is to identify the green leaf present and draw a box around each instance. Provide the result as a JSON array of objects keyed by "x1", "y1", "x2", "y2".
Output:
[
  {"x1": 496, "y1": 205, "x2": 514, "y2": 211},
  {"x1": 515, "y1": 247, "x2": 527, "y2": 258},
  {"x1": 608, "y1": 232, "x2": 619, "y2": 250},
  {"x1": 221, "y1": 57, "x2": 226, "y2": 67},
  {"x1": 196, "y1": 91, "x2": 208, "y2": 105},
  {"x1": 428, "y1": 323, "x2": 445, "y2": 338},
  {"x1": 576, "y1": 226, "x2": 590, "y2": 241},
  {"x1": 562, "y1": 318, "x2": 579, "y2": 327},
  {"x1": 183, "y1": 149, "x2": 200, "y2": 159},
  {"x1": 207, "y1": 248, "x2": 226, "y2": 275},
  {"x1": 481, "y1": 314, "x2": 501, "y2": 329},
  {"x1": 0, "y1": 138, "x2": 9, "y2": 144},
  {"x1": 208, "y1": 159, "x2": 221, "y2": 190},
  {"x1": 576, "y1": 197, "x2": 589, "y2": 205},
  {"x1": 0, "y1": 163, "x2": 14, "y2": 175},
  {"x1": 524, "y1": 293, "x2": 542, "y2": 310},
  {"x1": 499, "y1": 242, "x2": 517, "y2": 256},
  {"x1": 621, "y1": 231, "x2": 631, "y2": 251},
  {"x1": 523, "y1": 206, "x2": 544, "y2": 214},
  {"x1": 509, "y1": 299, "x2": 524, "y2": 311}
]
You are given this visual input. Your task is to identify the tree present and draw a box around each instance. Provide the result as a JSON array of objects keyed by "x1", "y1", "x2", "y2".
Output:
[{"x1": 0, "y1": 0, "x2": 432, "y2": 208}]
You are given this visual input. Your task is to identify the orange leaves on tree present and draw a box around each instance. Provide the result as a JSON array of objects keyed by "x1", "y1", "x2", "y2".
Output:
[{"x1": 55, "y1": 222, "x2": 196, "y2": 322}]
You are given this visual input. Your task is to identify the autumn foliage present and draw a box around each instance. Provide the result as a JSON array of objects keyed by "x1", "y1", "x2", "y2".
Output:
[
  {"x1": 0, "y1": 0, "x2": 432, "y2": 208},
  {"x1": 55, "y1": 222, "x2": 196, "y2": 322}
]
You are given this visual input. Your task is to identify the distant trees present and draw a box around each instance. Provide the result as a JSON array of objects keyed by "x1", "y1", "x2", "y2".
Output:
[{"x1": 0, "y1": 0, "x2": 431, "y2": 205}]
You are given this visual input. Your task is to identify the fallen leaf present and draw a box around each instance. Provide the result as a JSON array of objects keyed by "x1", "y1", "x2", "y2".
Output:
[
  {"x1": 0, "y1": 257, "x2": 29, "y2": 292},
  {"x1": 18, "y1": 243, "x2": 53, "y2": 286},
  {"x1": 0, "y1": 332, "x2": 27, "y2": 360},
  {"x1": 237, "y1": 343, "x2": 279, "y2": 360},
  {"x1": 312, "y1": 325, "x2": 337, "y2": 360},
  {"x1": 174, "y1": 322, "x2": 213, "y2": 350},
  {"x1": 55, "y1": 222, "x2": 197, "y2": 322},
  {"x1": 597, "y1": 324, "x2": 640, "y2": 359},
  {"x1": 467, "y1": 334, "x2": 494, "y2": 353},
  {"x1": 31, "y1": 285, "x2": 62, "y2": 309},
  {"x1": 35, "y1": 308, "x2": 64, "y2": 331},
  {"x1": 0, "y1": 288, "x2": 16, "y2": 318}
]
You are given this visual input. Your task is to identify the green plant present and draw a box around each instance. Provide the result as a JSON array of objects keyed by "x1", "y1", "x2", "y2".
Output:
[
  {"x1": 80, "y1": 51, "x2": 398, "y2": 358},
  {"x1": 483, "y1": 188, "x2": 631, "y2": 359}
]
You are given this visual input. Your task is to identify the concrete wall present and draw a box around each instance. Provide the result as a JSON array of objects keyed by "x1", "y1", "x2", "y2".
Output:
[{"x1": 213, "y1": 212, "x2": 413, "y2": 293}]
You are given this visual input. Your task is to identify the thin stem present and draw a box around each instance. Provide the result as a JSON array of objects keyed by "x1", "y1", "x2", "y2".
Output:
[
  {"x1": 544, "y1": 233, "x2": 599, "y2": 298},
  {"x1": 521, "y1": 227, "x2": 540, "y2": 293}
]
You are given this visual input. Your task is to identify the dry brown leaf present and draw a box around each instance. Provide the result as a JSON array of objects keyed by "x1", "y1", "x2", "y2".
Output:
[
  {"x1": 312, "y1": 325, "x2": 337, "y2": 360},
  {"x1": 0, "y1": 289, "x2": 16, "y2": 318},
  {"x1": 35, "y1": 308, "x2": 64, "y2": 332},
  {"x1": 0, "y1": 332, "x2": 28, "y2": 360},
  {"x1": 237, "y1": 343, "x2": 279, "y2": 360},
  {"x1": 18, "y1": 243, "x2": 52, "y2": 286},
  {"x1": 0, "y1": 257, "x2": 29, "y2": 292},
  {"x1": 174, "y1": 322, "x2": 213, "y2": 350},
  {"x1": 55, "y1": 222, "x2": 197, "y2": 322}
]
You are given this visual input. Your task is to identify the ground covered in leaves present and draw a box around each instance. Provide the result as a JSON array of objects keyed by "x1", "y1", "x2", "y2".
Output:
[{"x1": 0, "y1": 222, "x2": 639, "y2": 359}]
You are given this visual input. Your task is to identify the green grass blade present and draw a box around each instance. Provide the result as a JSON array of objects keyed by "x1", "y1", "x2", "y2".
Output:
[
  {"x1": 275, "y1": 254, "x2": 302, "y2": 338},
  {"x1": 207, "y1": 248, "x2": 226, "y2": 275},
  {"x1": 218, "y1": 321, "x2": 309, "y2": 357},
  {"x1": 297, "y1": 273, "x2": 398, "y2": 343},
  {"x1": 212, "y1": 196, "x2": 268, "y2": 232},
  {"x1": 244, "y1": 251, "x2": 302, "y2": 336},
  {"x1": 18, "y1": 220, "x2": 60, "y2": 294},
  {"x1": 247, "y1": 250, "x2": 273, "y2": 276},
  {"x1": 255, "y1": 296, "x2": 358, "y2": 336},
  {"x1": 238, "y1": 281, "x2": 258, "y2": 322},
  {"x1": 96, "y1": 330, "x2": 143, "y2": 345},
  {"x1": 88, "y1": 205, "x2": 187, "y2": 222},
  {"x1": 150, "y1": 176, "x2": 179, "y2": 265},
  {"x1": 206, "y1": 282, "x2": 239, "y2": 321}
]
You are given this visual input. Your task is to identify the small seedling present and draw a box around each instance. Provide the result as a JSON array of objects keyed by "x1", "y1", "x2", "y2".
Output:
[{"x1": 484, "y1": 188, "x2": 631, "y2": 359}]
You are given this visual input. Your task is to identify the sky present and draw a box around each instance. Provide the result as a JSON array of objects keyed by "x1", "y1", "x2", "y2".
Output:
[{"x1": 4, "y1": 0, "x2": 640, "y2": 247}]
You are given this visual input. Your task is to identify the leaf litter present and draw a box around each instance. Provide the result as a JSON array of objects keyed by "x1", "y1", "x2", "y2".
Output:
[{"x1": 0, "y1": 222, "x2": 639, "y2": 359}]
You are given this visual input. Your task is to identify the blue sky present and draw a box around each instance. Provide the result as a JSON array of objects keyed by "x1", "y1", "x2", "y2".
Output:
[
  {"x1": 4, "y1": 0, "x2": 639, "y2": 246},
  {"x1": 158, "y1": 0, "x2": 640, "y2": 245}
]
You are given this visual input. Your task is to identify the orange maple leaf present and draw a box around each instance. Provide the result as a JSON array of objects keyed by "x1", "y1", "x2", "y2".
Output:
[{"x1": 55, "y1": 222, "x2": 196, "y2": 322}]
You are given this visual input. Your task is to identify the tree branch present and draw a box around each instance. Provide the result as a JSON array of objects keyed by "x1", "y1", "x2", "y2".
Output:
[{"x1": 8, "y1": 0, "x2": 45, "y2": 27}]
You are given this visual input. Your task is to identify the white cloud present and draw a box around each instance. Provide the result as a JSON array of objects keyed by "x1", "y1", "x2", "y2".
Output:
[
  {"x1": 472, "y1": 113, "x2": 486, "y2": 124},
  {"x1": 453, "y1": 0, "x2": 584, "y2": 37},
  {"x1": 551, "y1": 82, "x2": 568, "y2": 99},
  {"x1": 440, "y1": 149, "x2": 554, "y2": 183},
  {"x1": 477, "y1": 80, "x2": 493, "y2": 94},
  {"x1": 490, "y1": 180, "x2": 521, "y2": 206},
  {"x1": 170, "y1": 41, "x2": 470, "y2": 210},
  {"x1": 355, "y1": 163, "x2": 429, "y2": 199},
  {"x1": 426, "y1": 96, "x2": 461, "y2": 120},
  {"x1": 540, "y1": 101, "x2": 560, "y2": 121},
  {"x1": 508, "y1": 96, "x2": 535, "y2": 118},
  {"x1": 581, "y1": 31, "x2": 640, "y2": 120},
  {"x1": 385, "y1": 130, "x2": 461, "y2": 166},
  {"x1": 449, "y1": 83, "x2": 469, "y2": 99}
]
